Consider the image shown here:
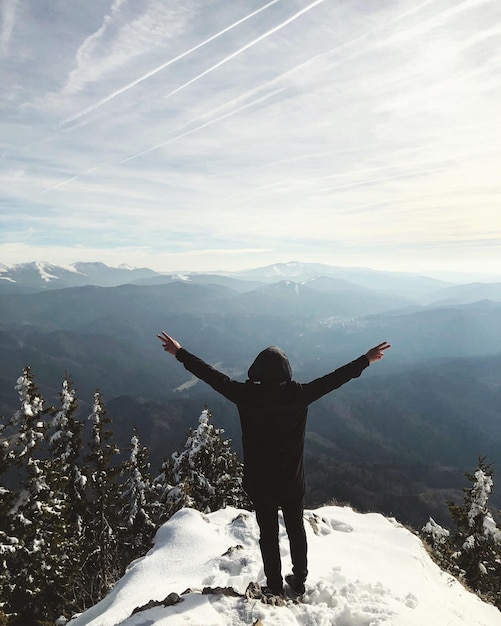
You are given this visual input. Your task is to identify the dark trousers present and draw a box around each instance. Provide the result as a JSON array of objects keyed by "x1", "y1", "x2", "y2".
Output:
[{"x1": 254, "y1": 496, "x2": 308, "y2": 592}]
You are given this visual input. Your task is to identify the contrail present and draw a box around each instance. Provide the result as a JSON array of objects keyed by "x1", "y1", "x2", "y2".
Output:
[
  {"x1": 60, "y1": 0, "x2": 281, "y2": 127},
  {"x1": 41, "y1": 168, "x2": 96, "y2": 194},
  {"x1": 125, "y1": 0, "x2": 434, "y2": 162},
  {"x1": 121, "y1": 0, "x2": 329, "y2": 162},
  {"x1": 163, "y1": 0, "x2": 328, "y2": 101},
  {"x1": 121, "y1": 87, "x2": 286, "y2": 164},
  {"x1": 44, "y1": 0, "x2": 454, "y2": 189}
]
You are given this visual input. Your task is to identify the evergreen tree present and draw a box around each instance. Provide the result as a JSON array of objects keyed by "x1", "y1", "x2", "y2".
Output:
[
  {"x1": 76, "y1": 391, "x2": 121, "y2": 610},
  {"x1": 8, "y1": 367, "x2": 46, "y2": 463},
  {"x1": 421, "y1": 517, "x2": 452, "y2": 572},
  {"x1": 117, "y1": 429, "x2": 156, "y2": 567},
  {"x1": 422, "y1": 458, "x2": 501, "y2": 609},
  {"x1": 4, "y1": 368, "x2": 65, "y2": 625},
  {"x1": 46, "y1": 377, "x2": 87, "y2": 616},
  {"x1": 448, "y1": 457, "x2": 501, "y2": 605},
  {"x1": 153, "y1": 456, "x2": 190, "y2": 522},
  {"x1": 156, "y1": 408, "x2": 249, "y2": 520},
  {"x1": 49, "y1": 378, "x2": 86, "y2": 527}
]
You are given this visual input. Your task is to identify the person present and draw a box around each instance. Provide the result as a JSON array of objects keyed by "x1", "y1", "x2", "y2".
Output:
[{"x1": 157, "y1": 331, "x2": 390, "y2": 597}]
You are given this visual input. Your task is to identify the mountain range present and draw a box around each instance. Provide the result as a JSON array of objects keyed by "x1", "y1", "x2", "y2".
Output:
[
  {"x1": 2, "y1": 259, "x2": 501, "y2": 302},
  {"x1": 1, "y1": 260, "x2": 500, "y2": 528}
]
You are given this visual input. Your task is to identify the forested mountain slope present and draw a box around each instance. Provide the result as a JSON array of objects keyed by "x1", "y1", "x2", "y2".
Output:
[{"x1": 1, "y1": 266, "x2": 500, "y2": 528}]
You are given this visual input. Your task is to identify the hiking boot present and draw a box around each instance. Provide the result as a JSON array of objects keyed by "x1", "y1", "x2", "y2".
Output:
[
  {"x1": 261, "y1": 585, "x2": 286, "y2": 606},
  {"x1": 262, "y1": 583, "x2": 284, "y2": 596},
  {"x1": 245, "y1": 582, "x2": 285, "y2": 606},
  {"x1": 285, "y1": 574, "x2": 305, "y2": 595}
]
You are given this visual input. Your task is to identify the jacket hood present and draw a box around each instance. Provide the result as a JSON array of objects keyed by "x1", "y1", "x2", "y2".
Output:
[{"x1": 247, "y1": 346, "x2": 292, "y2": 383}]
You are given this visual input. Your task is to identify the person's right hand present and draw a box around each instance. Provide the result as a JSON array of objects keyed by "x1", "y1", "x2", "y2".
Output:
[
  {"x1": 365, "y1": 341, "x2": 391, "y2": 364},
  {"x1": 157, "y1": 331, "x2": 182, "y2": 356}
]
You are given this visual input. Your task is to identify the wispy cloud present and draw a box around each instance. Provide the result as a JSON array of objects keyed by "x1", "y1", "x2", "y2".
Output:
[
  {"x1": 62, "y1": 0, "x2": 129, "y2": 95},
  {"x1": 0, "y1": 0, "x2": 18, "y2": 58},
  {"x1": 60, "y1": 0, "x2": 281, "y2": 127}
]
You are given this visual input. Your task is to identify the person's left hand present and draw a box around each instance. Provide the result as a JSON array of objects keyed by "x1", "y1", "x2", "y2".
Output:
[
  {"x1": 157, "y1": 331, "x2": 182, "y2": 355},
  {"x1": 365, "y1": 341, "x2": 391, "y2": 364}
]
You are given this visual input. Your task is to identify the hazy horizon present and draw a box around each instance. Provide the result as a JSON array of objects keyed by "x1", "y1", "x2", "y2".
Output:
[{"x1": 2, "y1": 257, "x2": 501, "y2": 284}]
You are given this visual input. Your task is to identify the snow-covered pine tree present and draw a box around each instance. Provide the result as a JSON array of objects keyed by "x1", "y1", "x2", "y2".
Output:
[
  {"x1": 4, "y1": 368, "x2": 66, "y2": 625},
  {"x1": 77, "y1": 391, "x2": 122, "y2": 610},
  {"x1": 8, "y1": 366, "x2": 45, "y2": 463},
  {"x1": 421, "y1": 517, "x2": 452, "y2": 572},
  {"x1": 46, "y1": 377, "x2": 87, "y2": 616},
  {"x1": 49, "y1": 378, "x2": 86, "y2": 523},
  {"x1": 153, "y1": 456, "x2": 189, "y2": 523},
  {"x1": 156, "y1": 408, "x2": 249, "y2": 520},
  {"x1": 117, "y1": 429, "x2": 156, "y2": 567},
  {"x1": 448, "y1": 457, "x2": 501, "y2": 606}
]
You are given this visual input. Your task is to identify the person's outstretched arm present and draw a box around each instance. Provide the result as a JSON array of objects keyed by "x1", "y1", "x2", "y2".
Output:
[
  {"x1": 157, "y1": 331, "x2": 242, "y2": 402},
  {"x1": 303, "y1": 341, "x2": 391, "y2": 403}
]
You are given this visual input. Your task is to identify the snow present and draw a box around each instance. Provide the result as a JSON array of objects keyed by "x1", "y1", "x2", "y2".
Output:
[
  {"x1": 422, "y1": 517, "x2": 449, "y2": 544},
  {"x1": 35, "y1": 261, "x2": 60, "y2": 282},
  {"x1": 467, "y1": 469, "x2": 494, "y2": 529},
  {"x1": 67, "y1": 505, "x2": 501, "y2": 626}
]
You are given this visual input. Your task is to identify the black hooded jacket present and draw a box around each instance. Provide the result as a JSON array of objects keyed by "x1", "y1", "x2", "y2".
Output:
[{"x1": 176, "y1": 346, "x2": 369, "y2": 505}]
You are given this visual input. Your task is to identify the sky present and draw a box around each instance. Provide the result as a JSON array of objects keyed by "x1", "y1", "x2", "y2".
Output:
[
  {"x1": 1, "y1": 0, "x2": 501, "y2": 276},
  {"x1": 67, "y1": 504, "x2": 501, "y2": 626}
]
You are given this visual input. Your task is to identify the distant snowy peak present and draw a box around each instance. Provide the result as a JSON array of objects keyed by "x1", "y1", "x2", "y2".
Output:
[
  {"x1": 34, "y1": 261, "x2": 68, "y2": 282},
  {"x1": 0, "y1": 261, "x2": 158, "y2": 293},
  {"x1": 238, "y1": 261, "x2": 342, "y2": 280},
  {"x1": 3, "y1": 261, "x2": 78, "y2": 285},
  {"x1": 232, "y1": 262, "x2": 451, "y2": 298}
]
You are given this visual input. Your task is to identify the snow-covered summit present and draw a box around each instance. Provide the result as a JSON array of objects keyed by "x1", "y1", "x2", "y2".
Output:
[
  {"x1": 68, "y1": 505, "x2": 501, "y2": 626},
  {"x1": 0, "y1": 261, "x2": 157, "y2": 292}
]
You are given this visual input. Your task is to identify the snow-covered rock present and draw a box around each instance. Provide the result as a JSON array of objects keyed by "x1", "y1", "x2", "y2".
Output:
[{"x1": 68, "y1": 505, "x2": 501, "y2": 626}]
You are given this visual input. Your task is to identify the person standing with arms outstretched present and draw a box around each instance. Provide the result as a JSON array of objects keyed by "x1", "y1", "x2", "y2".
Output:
[{"x1": 157, "y1": 332, "x2": 390, "y2": 597}]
